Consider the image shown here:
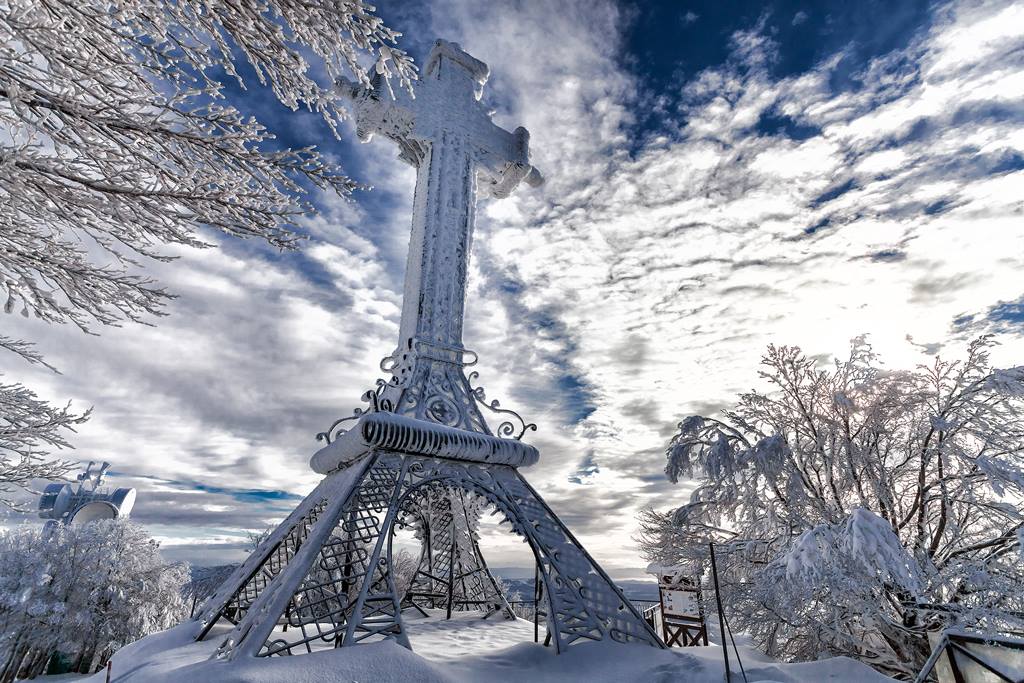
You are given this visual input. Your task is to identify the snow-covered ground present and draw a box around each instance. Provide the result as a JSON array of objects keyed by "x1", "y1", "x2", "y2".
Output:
[{"x1": 66, "y1": 610, "x2": 897, "y2": 682}]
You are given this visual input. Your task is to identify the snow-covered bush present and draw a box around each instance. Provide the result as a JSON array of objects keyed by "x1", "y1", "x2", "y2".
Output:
[
  {"x1": 638, "y1": 336, "x2": 1024, "y2": 679},
  {"x1": 0, "y1": 520, "x2": 188, "y2": 681}
]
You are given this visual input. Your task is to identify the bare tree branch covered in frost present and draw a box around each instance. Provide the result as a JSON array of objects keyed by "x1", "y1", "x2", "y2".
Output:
[
  {"x1": 0, "y1": 338, "x2": 83, "y2": 507},
  {"x1": 0, "y1": 520, "x2": 189, "y2": 681},
  {"x1": 0, "y1": 0, "x2": 416, "y2": 495},
  {"x1": 637, "y1": 336, "x2": 1024, "y2": 679}
]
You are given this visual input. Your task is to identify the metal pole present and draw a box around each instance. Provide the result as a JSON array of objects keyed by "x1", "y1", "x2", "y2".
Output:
[
  {"x1": 533, "y1": 562, "x2": 540, "y2": 643},
  {"x1": 422, "y1": 515, "x2": 433, "y2": 608},
  {"x1": 709, "y1": 543, "x2": 731, "y2": 683},
  {"x1": 445, "y1": 516, "x2": 457, "y2": 620}
]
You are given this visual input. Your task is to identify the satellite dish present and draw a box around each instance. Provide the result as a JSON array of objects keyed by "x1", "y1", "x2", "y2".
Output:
[
  {"x1": 38, "y1": 462, "x2": 138, "y2": 527},
  {"x1": 38, "y1": 483, "x2": 73, "y2": 520},
  {"x1": 69, "y1": 500, "x2": 118, "y2": 525},
  {"x1": 109, "y1": 488, "x2": 136, "y2": 517}
]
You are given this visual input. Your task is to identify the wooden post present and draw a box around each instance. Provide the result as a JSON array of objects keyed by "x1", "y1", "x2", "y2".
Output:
[
  {"x1": 105, "y1": 660, "x2": 112, "y2": 683},
  {"x1": 710, "y1": 543, "x2": 731, "y2": 683}
]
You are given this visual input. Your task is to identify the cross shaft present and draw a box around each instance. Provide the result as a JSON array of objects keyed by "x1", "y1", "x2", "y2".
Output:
[{"x1": 337, "y1": 40, "x2": 542, "y2": 435}]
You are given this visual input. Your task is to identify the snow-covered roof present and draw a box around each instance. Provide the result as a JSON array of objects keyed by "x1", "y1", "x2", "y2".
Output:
[{"x1": 645, "y1": 562, "x2": 694, "y2": 584}]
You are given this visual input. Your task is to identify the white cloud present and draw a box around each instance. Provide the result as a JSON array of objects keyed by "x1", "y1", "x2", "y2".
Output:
[
  {"x1": 429, "y1": 0, "x2": 1024, "y2": 573},
  {"x1": 3, "y1": 0, "x2": 1022, "y2": 582}
]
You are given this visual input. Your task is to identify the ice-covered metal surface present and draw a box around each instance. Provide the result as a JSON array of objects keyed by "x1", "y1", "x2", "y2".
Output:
[
  {"x1": 207, "y1": 450, "x2": 664, "y2": 661},
  {"x1": 192, "y1": 465, "x2": 368, "y2": 641},
  {"x1": 310, "y1": 412, "x2": 540, "y2": 473},
  {"x1": 194, "y1": 40, "x2": 663, "y2": 667}
]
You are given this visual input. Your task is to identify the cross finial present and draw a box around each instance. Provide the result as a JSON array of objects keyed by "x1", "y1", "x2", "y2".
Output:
[{"x1": 336, "y1": 40, "x2": 542, "y2": 197}]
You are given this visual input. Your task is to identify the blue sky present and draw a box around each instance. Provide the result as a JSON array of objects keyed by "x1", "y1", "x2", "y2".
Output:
[{"x1": 4, "y1": 0, "x2": 1024, "y2": 579}]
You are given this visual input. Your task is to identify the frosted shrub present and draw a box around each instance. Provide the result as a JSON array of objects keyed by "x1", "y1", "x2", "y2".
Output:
[{"x1": 0, "y1": 520, "x2": 188, "y2": 680}]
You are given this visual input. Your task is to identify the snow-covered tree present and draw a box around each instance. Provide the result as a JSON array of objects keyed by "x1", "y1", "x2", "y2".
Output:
[
  {"x1": 0, "y1": 520, "x2": 188, "y2": 680},
  {"x1": 184, "y1": 563, "x2": 237, "y2": 618},
  {"x1": 638, "y1": 336, "x2": 1024, "y2": 679},
  {"x1": 0, "y1": 0, "x2": 416, "y2": 495},
  {"x1": 391, "y1": 548, "x2": 419, "y2": 600}
]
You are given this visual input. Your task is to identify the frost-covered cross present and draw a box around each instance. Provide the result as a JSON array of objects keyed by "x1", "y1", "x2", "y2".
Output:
[
  {"x1": 339, "y1": 39, "x2": 541, "y2": 352},
  {"x1": 202, "y1": 42, "x2": 664, "y2": 660},
  {"x1": 335, "y1": 40, "x2": 542, "y2": 435}
]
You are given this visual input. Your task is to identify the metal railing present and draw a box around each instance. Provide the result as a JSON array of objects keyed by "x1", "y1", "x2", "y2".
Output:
[{"x1": 506, "y1": 596, "x2": 659, "y2": 622}]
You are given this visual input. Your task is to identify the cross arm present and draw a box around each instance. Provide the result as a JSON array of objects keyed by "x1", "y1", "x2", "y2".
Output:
[
  {"x1": 335, "y1": 38, "x2": 544, "y2": 193},
  {"x1": 335, "y1": 73, "x2": 424, "y2": 165},
  {"x1": 474, "y1": 123, "x2": 543, "y2": 198}
]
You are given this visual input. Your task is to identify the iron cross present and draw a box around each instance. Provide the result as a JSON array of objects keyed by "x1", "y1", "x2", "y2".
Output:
[{"x1": 336, "y1": 40, "x2": 542, "y2": 435}]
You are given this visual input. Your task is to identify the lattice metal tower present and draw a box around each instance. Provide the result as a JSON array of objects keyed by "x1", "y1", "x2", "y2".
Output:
[
  {"x1": 397, "y1": 483, "x2": 514, "y2": 620},
  {"x1": 192, "y1": 39, "x2": 663, "y2": 660}
]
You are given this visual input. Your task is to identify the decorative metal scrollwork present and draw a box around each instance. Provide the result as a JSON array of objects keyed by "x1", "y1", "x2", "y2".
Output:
[
  {"x1": 362, "y1": 377, "x2": 398, "y2": 413},
  {"x1": 315, "y1": 414, "x2": 361, "y2": 445},
  {"x1": 319, "y1": 346, "x2": 537, "y2": 444},
  {"x1": 316, "y1": 378, "x2": 401, "y2": 444},
  {"x1": 380, "y1": 352, "x2": 403, "y2": 374},
  {"x1": 467, "y1": 371, "x2": 537, "y2": 440},
  {"x1": 426, "y1": 395, "x2": 461, "y2": 426}
]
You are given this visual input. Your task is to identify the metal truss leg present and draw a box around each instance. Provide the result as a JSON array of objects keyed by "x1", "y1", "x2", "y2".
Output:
[
  {"x1": 205, "y1": 452, "x2": 663, "y2": 662},
  {"x1": 216, "y1": 456, "x2": 375, "y2": 659},
  {"x1": 193, "y1": 477, "x2": 335, "y2": 641}
]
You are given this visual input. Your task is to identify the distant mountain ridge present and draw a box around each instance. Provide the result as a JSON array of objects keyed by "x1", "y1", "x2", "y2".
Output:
[
  {"x1": 184, "y1": 564, "x2": 661, "y2": 608},
  {"x1": 497, "y1": 575, "x2": 659, "y2": 602}
]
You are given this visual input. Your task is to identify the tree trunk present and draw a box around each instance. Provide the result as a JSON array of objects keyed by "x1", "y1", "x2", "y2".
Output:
[{"x1": 1, "y1": 636, "x2": 29, "y2": 683}]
